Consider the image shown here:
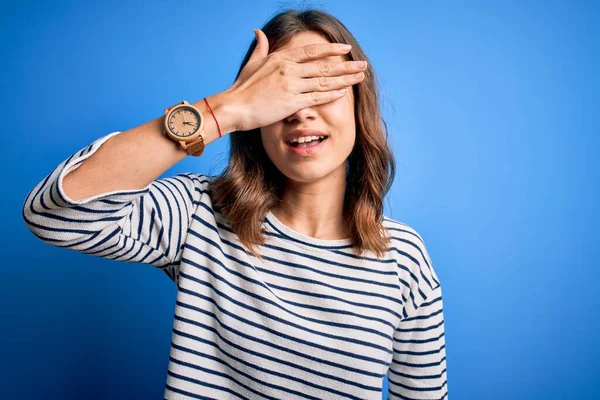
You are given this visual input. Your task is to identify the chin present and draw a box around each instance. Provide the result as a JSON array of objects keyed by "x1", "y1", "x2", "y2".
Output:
[{"x1": 281, "y1": 167, "x2": 333, "y2": 183}]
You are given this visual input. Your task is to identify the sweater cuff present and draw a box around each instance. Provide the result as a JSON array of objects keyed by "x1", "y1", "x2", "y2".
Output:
[{"x1": 54, "y1": 130, "x2": 151, "y2": 207}]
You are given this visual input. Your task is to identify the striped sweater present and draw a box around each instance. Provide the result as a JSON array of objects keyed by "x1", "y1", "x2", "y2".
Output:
[{"x1": 22, "y1": 130, "x2": 448, "y2": 399}]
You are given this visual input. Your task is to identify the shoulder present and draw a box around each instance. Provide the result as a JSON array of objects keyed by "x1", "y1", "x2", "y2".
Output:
[
  {"x1": 171, "y1": 172, "x2": 214, "y2": 193},
  {"x1": 160, "y1": 172, "x2": 215, "y2": 207},
  {"x1": 176, "y1": 172, "x2": 214, "y2": 186},
  {"x1": 382, "y1": 215, "x2": 427, "y2": 247},
  {"x1": 382, "y1": 215, "x2": 441, "y2": 317}
]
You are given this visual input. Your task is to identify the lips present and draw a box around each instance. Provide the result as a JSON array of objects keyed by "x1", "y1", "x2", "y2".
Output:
[
  {"x1": 283, "y1": 128, "x2": 328, "y2": 144},
  {"x1": 285, "y1": 134, "x2": 328, "y2": 156}
]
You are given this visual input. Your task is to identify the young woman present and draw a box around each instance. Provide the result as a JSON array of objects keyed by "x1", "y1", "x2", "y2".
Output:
[{"x1": 22, "y1": 9, "x2": 448, "y2": 400}]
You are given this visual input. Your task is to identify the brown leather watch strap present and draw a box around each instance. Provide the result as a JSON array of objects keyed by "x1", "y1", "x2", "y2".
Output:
[{"x1": 183, "y1": 134, "x2": 205, "y2": 157}]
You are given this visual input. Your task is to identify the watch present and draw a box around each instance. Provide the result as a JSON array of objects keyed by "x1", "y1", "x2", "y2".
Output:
[{"x1": 163, "y1": 100, "x2": 206, "y2": 157}]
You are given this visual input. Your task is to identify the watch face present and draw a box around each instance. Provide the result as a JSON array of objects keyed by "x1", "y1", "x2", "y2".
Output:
[{"x1": 167, "y1": 106, "x2": 202, "y2": 138}]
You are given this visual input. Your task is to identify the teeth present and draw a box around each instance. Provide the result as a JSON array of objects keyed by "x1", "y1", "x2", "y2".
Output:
[{"x1": 289, "y1": 135, "x2": 325, "y2": 144}]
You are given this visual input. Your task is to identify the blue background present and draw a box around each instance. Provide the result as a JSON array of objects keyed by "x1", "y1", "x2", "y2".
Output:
[{"x1": 2, "y1": 1, "x2": 598, "y2": 399}]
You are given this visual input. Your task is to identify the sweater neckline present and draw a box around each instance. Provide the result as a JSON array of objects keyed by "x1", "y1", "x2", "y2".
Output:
[{"x1": 264, "y1": 210, "x2": 353, "y2": 253}]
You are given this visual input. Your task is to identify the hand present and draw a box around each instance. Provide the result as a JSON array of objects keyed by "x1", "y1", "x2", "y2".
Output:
[{"x1": 224, "y1": 29, "x2": 367, "y2": 132}]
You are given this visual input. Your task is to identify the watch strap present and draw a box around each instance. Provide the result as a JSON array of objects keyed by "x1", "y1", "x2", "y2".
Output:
[{"x1": 181, "y1": 134, "x2": 205, "y2": 157}]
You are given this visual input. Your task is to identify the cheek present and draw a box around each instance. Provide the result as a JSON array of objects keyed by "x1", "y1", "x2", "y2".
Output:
[
  {"x1": 260, "y1": 131, "x2": 283, "y2": 162},
  {"x1": 259, "y1": 129, "x2": 271, "y2": 148},
  {"x1": 325, "y1": 97, "x2": 356, "y2": 133}
]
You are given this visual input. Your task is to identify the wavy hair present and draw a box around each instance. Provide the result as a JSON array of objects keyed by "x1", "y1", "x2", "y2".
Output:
[{"x1": 209, "y1": 8, "x2": 396, "y2": 261}]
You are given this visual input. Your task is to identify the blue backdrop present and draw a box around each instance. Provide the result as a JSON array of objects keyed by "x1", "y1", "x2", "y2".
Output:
[{"x1": 2, "y1": 1, "x2": 598, "y2": 399}]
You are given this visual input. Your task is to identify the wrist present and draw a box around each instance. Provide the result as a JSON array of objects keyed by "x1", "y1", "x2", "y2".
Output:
[
  {"x1": 195, "y1": 90, "x2": 242, "y2": 136},
  {"x1": 216, "y1": 88, "x2": 247, "y2": 133}
]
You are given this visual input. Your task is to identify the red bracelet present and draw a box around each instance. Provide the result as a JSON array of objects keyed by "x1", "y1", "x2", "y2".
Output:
[{"x1": 203, "y1": 97, "x2": 223, "y2": 137}]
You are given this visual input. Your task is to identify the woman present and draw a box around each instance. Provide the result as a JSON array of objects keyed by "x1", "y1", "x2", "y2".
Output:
[{"x1": 22, "y1": 8, "x2": 448, "y2": 400}]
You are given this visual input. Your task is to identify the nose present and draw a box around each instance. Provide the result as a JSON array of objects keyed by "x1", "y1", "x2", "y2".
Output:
[{"x1": 285, "y1": 106, "x2": 318, "y2": 124}]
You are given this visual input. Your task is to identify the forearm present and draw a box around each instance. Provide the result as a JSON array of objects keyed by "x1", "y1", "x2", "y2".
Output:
[{"x1": 62, "y1": 90, "x2": 239, "y2": 201}]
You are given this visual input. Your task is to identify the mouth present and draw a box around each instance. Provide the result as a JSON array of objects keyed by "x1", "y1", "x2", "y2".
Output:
[
  {"x1": 285, "y1": 136, "x2": 329, "y2": 156},
  {"x1": 285, "y1": 136, "x2": 328, "y2": 148}
]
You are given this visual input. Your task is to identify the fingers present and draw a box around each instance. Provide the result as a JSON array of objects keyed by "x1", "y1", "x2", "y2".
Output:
[
  {"x1": 248, "y1": 29, "x2": 269, "y2": 64},
  {"x1": 294, "y1": 59, "x2": 368, "y2": 78},
  {"x1": 284, "y1": 42, "x2": 352, "y2": 63},
  {"x1": 297, "y1": 88, "x2": 351, "y2": 108},
  {"x1": 296, "y1": 71, "x2": 366, "y2": 94},
  {"x1": 231, "y1": 29, "x2": 270, "y2": 91},
  {"x1": 279, "y1": 41, "x2": 368, "y2": 95}
]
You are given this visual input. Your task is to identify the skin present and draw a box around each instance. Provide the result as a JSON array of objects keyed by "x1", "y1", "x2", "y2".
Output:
[{"x1": 260, "y1": 31, "x2": 357, "y2": 240}]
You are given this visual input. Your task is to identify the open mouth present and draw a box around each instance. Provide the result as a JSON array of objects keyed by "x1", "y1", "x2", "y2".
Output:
[{"x1": 287, "y1": 136, "x2": 328, "y2": 148}]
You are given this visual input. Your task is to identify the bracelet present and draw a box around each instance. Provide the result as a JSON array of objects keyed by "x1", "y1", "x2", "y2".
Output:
[{"x1": 203, "y1": 97, "x2": 222, "y2": 138}]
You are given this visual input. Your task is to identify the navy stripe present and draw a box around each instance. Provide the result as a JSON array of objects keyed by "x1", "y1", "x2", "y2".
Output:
[
  {"x1": 23, "y1": 131, "x2": 448, "y2": 399},
  {"x1": 179, "y1": 267, "x2": 394, "y2": 348},
  {"x1": 172, "y1": 326, "x2": 383, "y2": 392}
]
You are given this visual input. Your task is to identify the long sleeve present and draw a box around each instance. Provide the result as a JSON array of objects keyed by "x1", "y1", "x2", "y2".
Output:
[
  {"x1": 387, "y1": 282, "x2": 448, "y2": 399},
  {"x1": 21, "y1": 130, "x2": 211, "y2": 284}
]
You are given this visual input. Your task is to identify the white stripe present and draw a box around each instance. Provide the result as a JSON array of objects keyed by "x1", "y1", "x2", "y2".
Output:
[{"x1": 22, "y1": 130, "x2": 448, "y2": 399}]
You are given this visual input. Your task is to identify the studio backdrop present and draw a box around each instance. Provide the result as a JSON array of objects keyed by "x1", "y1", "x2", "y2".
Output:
[{"x1": 2, "y1": 1, "x2": 598, "y2": 399}]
